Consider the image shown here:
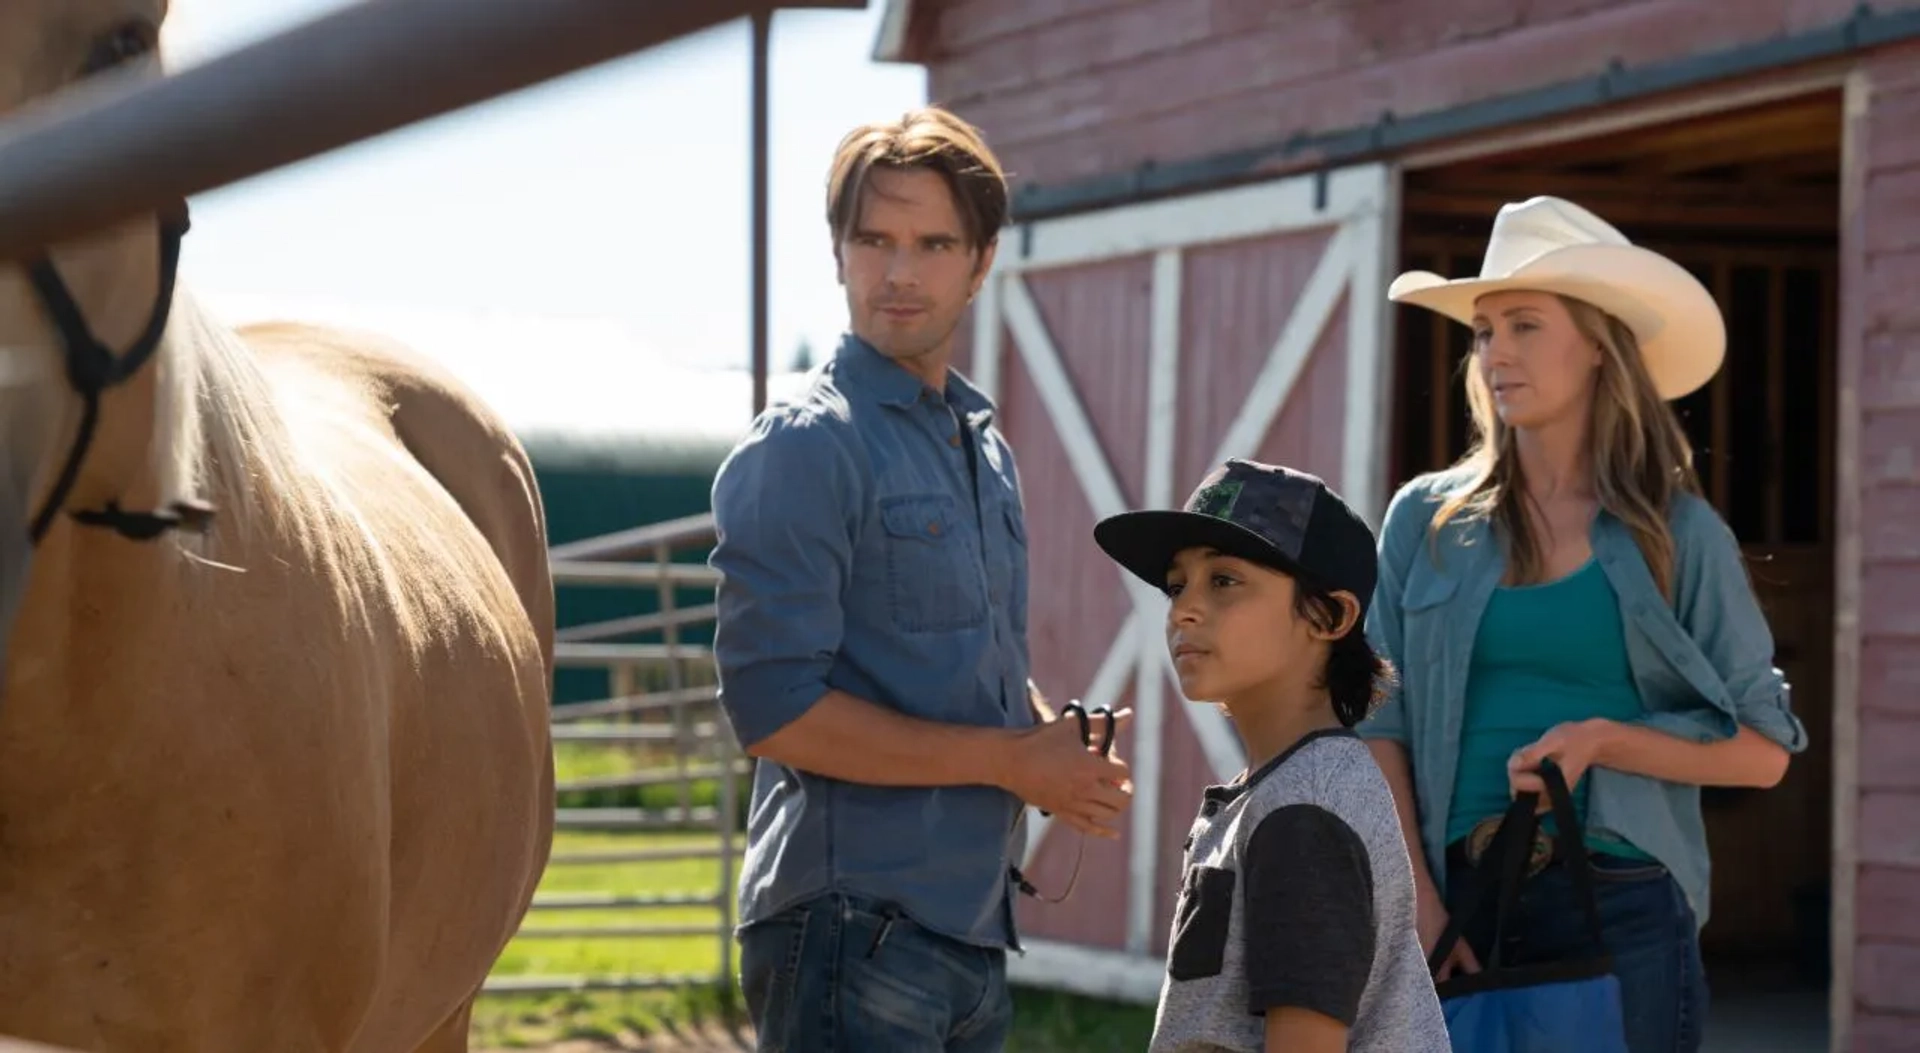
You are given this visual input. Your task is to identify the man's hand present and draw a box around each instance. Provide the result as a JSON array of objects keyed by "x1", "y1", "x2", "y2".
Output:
[
  {"x1": 1508, "y1": 718, "x2": 1617, "y2": 809},
  {"x1": 996, "y1": 707, "x2": 1134, "y2": 838}
]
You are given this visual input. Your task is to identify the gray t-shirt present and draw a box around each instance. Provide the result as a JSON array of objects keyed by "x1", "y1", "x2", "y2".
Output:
[{"x1": 1149, "y1": 728, "x2": 1452, "y2": 1052}]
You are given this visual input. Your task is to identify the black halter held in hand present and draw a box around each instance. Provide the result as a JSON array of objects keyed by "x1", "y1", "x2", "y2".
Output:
[
  {"x1": 1011, "y1": 701, "x2": 1119, "y2": 904},
  {"x1": 23, "y1": 203, "x2": 213, "y2": 545}
]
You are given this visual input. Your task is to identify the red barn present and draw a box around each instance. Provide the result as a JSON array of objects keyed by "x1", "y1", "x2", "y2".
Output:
[{"x1": 870, "y1": 1, "x2": 1920, "y2": 1049}]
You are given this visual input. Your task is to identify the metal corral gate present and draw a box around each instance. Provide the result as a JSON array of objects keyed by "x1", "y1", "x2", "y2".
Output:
[
  {"x1": 0, "y1": 0, "x2": 876, "y2": 1017},
  {"x1": 494, "y1": 513, "x2": 749, "y2": 996}
]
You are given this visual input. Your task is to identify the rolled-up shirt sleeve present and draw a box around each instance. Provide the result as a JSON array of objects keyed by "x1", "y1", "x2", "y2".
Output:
[
  {"x1": 708, "y1": 407, "x2": 864, "y2": 748},
  {"x1": 1672, "y1": 499, "x2": 1808, "y2": 753}
]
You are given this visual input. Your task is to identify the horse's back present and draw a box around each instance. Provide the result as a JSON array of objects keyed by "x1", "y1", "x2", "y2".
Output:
[
  {"x1": 240, "y1": 320, "x2": 556, "y2": 677},
  {"x1": 238, "y1": 320, "x2": 558, "y2": 1050}
]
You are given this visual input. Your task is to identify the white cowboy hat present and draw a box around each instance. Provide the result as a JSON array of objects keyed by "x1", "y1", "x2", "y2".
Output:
[{"x1": 1387, "y1": 195, "x2": 1726, "y2": 401}]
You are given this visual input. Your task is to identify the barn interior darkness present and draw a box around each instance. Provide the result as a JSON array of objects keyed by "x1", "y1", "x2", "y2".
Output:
[{"x1": 1389, "y1": 89, "x2": 1844, "y2": 993}]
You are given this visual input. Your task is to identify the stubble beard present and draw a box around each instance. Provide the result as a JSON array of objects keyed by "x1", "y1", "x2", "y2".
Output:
[{"x1": 870, "y1": 310, "x2": 960, "y2": 367}]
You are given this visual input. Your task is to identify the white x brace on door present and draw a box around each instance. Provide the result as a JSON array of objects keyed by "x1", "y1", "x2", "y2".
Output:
[{"x1": 971, "y1": 160, "x2": 1399, "y2": 1001}]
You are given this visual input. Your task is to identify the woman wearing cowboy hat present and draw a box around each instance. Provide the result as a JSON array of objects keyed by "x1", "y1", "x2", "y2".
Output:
[{"x1": 1357, "y1": 196, "x2": 1810, "y2": 1052}]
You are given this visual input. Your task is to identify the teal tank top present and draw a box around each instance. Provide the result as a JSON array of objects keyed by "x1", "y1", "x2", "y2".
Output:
[{"x1": 1447, "y1": 558, "x2": 1655, "y2": 860}]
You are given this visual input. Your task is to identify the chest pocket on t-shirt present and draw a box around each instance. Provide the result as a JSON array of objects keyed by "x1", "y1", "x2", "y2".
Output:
[
  {"x1": 1167, "y1": 864, "x2": 1236, "y2": 981},
  {"x1": 879, "y1": 492, "x2": 988, "y2": 633}
]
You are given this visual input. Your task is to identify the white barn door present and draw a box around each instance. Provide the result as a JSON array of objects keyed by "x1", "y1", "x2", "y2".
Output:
[{"x1": 967, "y1": 161, "x2": 1399, "y2": 1002}]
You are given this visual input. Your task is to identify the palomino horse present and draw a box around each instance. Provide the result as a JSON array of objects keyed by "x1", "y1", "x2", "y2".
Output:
[{"x1": 0, "y1": 2, "x2": 558, "y2": 1051}]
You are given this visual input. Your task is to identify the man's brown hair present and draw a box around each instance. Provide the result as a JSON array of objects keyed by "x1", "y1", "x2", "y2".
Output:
[{"x1": 826, "y1": 107, "x2": 1009, "y2": 263}]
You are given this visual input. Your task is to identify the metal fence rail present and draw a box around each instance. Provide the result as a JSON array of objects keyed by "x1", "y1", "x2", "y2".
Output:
[
  {"x1": 0, "y1": 0, "x2": 862, "y2": 263},
  {"x1": 484, "y1": 513, "x2": 746, "y2": 997}
]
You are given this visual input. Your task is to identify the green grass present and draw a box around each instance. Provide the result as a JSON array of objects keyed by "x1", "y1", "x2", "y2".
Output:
[
  {"x1": 490, "y1": 831, "x2": 727, "y2": 978},
  {"x1": 474, "y1": 742, "x2": 1154, "y2": 1050},
  {"x1": 1005, "y1": 989, "x2": 1157, "y2": 1052},
  {"x1": 475, "y1": 828, "x2": 736, "y2": 1049}
]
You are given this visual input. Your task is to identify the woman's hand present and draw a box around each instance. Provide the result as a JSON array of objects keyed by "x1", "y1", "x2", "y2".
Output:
[
  {"x1": 1418, "y1": 879, "x2": 1480, "y2": 981},
  {"x1": 1508, "y1": 718, "x2": 1618, "y2": 808}
]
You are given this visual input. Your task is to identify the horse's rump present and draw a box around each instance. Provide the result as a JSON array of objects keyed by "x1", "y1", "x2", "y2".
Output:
[{"x1": 0, "y1": 313, "x2": 555, "y2": 1053}]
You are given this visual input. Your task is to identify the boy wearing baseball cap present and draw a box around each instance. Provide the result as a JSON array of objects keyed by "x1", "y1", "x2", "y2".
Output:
[{"x1": 1094, "y1": 459, "x2": 1449, "y2": 1053}]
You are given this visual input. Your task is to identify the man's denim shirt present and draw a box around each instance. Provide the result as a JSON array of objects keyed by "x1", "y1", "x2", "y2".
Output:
[
  {"x1": 708, "y1": 333, "x2": 1035, "y2": 950},
  {"x1": 1357, "y1": 466, "x2": 1809, "y2": 929}
]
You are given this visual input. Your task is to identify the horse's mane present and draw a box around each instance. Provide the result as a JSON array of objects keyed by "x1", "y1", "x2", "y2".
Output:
[
  {"x1": 153, "y1": 288, "x2": 315, "y2": 551},
  {"x1": 160, "y1": 290, "x2": 428, "y2": 632}
]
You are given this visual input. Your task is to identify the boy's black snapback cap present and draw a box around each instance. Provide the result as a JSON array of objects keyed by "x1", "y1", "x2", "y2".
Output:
[{"x1": 1093, "y1": 458, "x2": 1379, "y2": 619}]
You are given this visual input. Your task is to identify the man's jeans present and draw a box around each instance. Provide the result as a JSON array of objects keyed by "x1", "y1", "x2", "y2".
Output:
[{"x1": 738, "y1": 891, "x2": 1013, "y2": 1053}]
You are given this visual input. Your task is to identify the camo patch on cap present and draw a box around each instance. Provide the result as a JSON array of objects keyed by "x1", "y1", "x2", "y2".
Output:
[{"x1": 1189, "y1": 480, "x2": 1243, "y2": 520}]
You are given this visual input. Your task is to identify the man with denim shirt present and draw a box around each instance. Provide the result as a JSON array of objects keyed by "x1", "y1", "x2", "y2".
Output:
[{"x1": 708, "y1": 107, "x2": 1135, "y2": 1053}]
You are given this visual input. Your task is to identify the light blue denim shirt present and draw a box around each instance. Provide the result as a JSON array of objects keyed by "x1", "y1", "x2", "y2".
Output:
[
  {"x1": 708, "y1": 332, "x2": 1034, "y2": 950},
  {"x1": 1357, "y1": 466, "x2": 1809, "y2": 928}
]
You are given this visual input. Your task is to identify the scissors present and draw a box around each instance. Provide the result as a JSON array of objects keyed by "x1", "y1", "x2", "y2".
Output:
[{"x1": 1014, "y1": 700, "x2": 1118, "y2": 904}]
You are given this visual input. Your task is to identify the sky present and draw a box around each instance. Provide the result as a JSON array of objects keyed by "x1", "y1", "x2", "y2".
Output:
[{"x1": 157, "y1": 0, "x2": 925, "y2": 437}]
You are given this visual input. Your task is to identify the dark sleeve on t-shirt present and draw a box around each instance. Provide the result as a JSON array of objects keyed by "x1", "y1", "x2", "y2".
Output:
[{"x1": 1241, "y1": 803, "x2": 1377, "y2": 1022}]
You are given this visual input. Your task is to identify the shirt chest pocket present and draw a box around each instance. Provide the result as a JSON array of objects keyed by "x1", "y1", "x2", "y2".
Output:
[
  {"x1": 1167, "y1": 864, "x2": 1236, "y2": 981},
  {"x1": 1400, "y1": 567, "x2": 1460, "y2": 665},
  {"x1": 880, "y1": 493, "x2": 988, "y2": 634}
]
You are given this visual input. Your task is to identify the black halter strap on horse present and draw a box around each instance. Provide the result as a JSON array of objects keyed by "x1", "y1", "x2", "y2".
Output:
[{"x1": 23, "y1": 202, "x2": 214, "y2": 546}]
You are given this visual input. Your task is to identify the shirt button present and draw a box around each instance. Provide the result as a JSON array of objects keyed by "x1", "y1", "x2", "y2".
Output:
[{"x1": 950, "y1": 434, "x2": 962, "y2": 447}]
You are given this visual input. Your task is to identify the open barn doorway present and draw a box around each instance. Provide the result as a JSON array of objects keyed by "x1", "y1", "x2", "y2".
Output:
[{"x1": 1389, "y1": 89, "x2": 1843, "y2": 1037}]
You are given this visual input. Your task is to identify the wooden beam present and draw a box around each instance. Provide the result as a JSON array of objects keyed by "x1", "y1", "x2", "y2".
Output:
[
  {"x1": 1826, "y1": 67, "x2": 1869, "y2": 1053},
  {"x1": 997, "y1": 164, "x2": 1387, "y2": 274},
  {"x1": 1403, "y1": 185, "x2": 1838, "y2": 236},
  {"x1": 870, "y1": 0, "x2": 916, "y2": 63},
  {"x1": 1402, "y1": 69, "x2": 1848, "y2": 173},
  {"x1": 1126, "y1": 247, "x2": 1182, "y2": 955},
  {"x1": 1415, "y1": 164, "x2": 1835, "y2": 203},
  {"x1": 1344, "y1": 179, "x2": 1399, "y2": 528},
  {"x1": 1471, "y1": 90, "x2": 1843, "y2": 173},
  {"x1": 1634, "y1": 140, "x2": 1839, "y2": 179},
  {"x1": 971, "y1": 273, "x2": 1003, "y2": 404},
  {"x1": 1589, "y1": 95, "x2": 1839, "y2": 158},
  {"x1": 1210, "y1": 227, "x2": 1355, "y2": 467}
]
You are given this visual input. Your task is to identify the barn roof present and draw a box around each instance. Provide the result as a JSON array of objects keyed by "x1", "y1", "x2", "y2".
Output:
[{"x1": 518, "y1": 425, "x2": 746, "y2": 475}]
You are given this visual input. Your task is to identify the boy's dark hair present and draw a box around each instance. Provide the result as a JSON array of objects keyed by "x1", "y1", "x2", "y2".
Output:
[
  {"x1": 1292, "y1": 587, "x2": 1397, "y2": 728},
  {"x1": 1091, "y1": 459, "x2": 1390, "y2": 726}
]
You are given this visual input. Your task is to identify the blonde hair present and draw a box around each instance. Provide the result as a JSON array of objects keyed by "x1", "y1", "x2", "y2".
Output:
[{"x1": 1429, "y1": 294, "x2": 1702, "y2": 598}]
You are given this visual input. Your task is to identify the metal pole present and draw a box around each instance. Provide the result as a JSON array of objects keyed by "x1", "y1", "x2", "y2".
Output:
[
  {"x1": 749, "y1": 9, "x2": 773, "y2": 418},
  {"x1": 0, "y1": 0, "x2": 805, "y2": 263}
]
